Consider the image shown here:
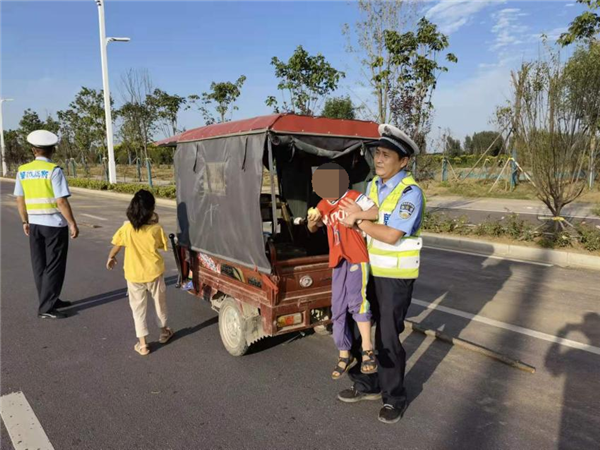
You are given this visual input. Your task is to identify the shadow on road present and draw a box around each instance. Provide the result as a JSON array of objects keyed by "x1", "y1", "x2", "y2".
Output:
[
  {"x1": 149, "y1": 316, "x2": 220, "y2": 353},
  {"x1": 65, "y1": 275, "x2": 179, "y2": 314},
  {"x1": 404, "y1": 246, "x2": 513, "y2": 409},
  {"x1": 545, "y1": 313, "x2": 600, "y2": 450}
]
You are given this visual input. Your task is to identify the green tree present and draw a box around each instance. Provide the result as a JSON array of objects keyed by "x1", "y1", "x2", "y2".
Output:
[
  {"x1": 149, "y1": 89, "x2": 187, "y2": 137},
  {"x1": 321, "y1": 96, "x2": 356, "y2": 120},
  {"x1": 56, "y1": 87, "x2": 112, "y2": 164},
  {"x1": 3, "y1": 129, "x2": 26, "y2": 169},
  {"x1": 445, "y1": 134, "x2": 462, "y2": 157},
  {"x1": 558, "y1": 0, "x2": 600, "y2": 46},
  {"x1": 563, "y1": 42, "x2": 600, "y2": 187},
  {"x1": 119, "y1": 69, "x2": 159, "y2": 162},
  {"x1": 508, "y1": 50, "x2": 591, "y2": 221},
  {"x1": 343, "y1": 0, "x2": 418, "y2": 123},
  {"x1": 189, "y1": 76, "x2": 246, "y2": 125},
  {"x1": 464, "y1": 131, "x2": 504, "y2": 156},
  {"x1": 266, "y1": 46, "x2": 345, "y2": 115},
  {"x1": 18, "y1": 109, "x2": 45, "y2": 144},
  {"x1": 386, "y1": 17, "x2": 458, "y2": 151}
]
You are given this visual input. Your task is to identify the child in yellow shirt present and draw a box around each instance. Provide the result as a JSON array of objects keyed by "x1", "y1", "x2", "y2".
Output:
[{"x1": 106, "y1": 190, "x2": 174, "y2": 356}]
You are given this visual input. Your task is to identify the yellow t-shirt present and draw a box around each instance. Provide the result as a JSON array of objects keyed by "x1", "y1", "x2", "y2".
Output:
[{"x1": 111, "y1": 221, "x2": 168, "y2": 283}]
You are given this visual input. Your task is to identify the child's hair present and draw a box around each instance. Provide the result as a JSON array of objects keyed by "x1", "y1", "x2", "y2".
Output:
[{"x1": 127, "y1": 189, "x2": 156, "y2": 230}]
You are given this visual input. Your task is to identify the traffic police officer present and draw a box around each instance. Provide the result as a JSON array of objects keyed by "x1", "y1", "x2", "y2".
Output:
[
  {"x1": 338, "y1": 124, "x2": 425, "y2": 424},
  {"x1": 14, "y1": 130, "x2": 79, "y2": 319}
]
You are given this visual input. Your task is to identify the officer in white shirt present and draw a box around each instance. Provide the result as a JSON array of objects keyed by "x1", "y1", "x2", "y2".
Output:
[{"x1": 14, "y1": 130, "x2": 79, "y2": 319}]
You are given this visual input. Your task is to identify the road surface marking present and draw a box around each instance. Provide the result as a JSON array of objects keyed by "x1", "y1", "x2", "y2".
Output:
[
  {"x1": 0, "y1": 391, "x2": 55, "y2": 450},
  {"x1": 424, "y1": 246, "x2": 554, "y2": 267},
  {"x1": 81, "y1": 213, "x2": 108, "y2": 221},
  {"x1": 411, "y1": 297, "x2": 600, "y2": 356}
]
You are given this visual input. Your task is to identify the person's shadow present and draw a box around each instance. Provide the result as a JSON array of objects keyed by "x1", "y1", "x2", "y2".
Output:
[
  {"x1": 545, "y1": 313, "x2": 600, "y2": 450},
  {"x1": 404, "y1": 255, "x2": 513, "y2": 405}
]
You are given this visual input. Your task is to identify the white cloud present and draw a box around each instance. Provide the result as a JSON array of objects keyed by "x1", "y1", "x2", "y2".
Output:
[
  {"x1": 565, "y1": 3, "x2": 575, "y2": 7},
  {"x1": 426, "y1": 0, "x2": 502, "y2": 35},
  {"x1": 490, "y1": 8, "x2": 530, "y2": 51},
  {"x1": 431, "y1": 64, "x2": 514, "y2": 143}
]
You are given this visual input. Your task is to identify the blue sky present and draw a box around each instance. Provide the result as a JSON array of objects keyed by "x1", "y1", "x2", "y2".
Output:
[{"x1": 0, "y1": 0, "x2": 587, "y2": 145}]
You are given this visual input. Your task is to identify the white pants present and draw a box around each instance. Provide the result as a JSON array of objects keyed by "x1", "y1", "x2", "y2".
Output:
[{"x1": 127, "y1": 275, "x2": 168, "y2": 338}]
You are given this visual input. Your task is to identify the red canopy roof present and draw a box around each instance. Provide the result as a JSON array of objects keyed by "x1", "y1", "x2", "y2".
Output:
[{"x1": 154, "y1": 114, "x2": 379, "y2": 146}]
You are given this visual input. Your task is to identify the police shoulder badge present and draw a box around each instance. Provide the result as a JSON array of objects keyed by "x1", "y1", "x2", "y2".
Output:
[{"x1": 399, "y1": 202, "x2": 415, "y2": 219}]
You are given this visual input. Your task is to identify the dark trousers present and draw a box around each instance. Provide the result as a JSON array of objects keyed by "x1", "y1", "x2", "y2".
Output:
[
  {"x1": 29, "y1": 224, "x2": 69, "y2": 314},
  {"x1": 348, "y1": 276, "x2": 415, "y2": 409}
]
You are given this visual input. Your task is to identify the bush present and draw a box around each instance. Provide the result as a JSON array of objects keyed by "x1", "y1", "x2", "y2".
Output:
[
  {"x1": 67, "y1": 177, "x2": 176, "y2": 199},
  {"x1": 576, "y1": 224, "x2": 600, "y2": 252}
]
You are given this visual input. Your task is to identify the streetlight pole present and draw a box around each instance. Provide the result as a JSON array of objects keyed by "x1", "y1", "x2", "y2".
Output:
[
  {"x1": 95, "y1": 0, "x2": 129, "y2": 184},
  {"x1": 0, "y1": 98, "x2": 14, "y2": 177}
]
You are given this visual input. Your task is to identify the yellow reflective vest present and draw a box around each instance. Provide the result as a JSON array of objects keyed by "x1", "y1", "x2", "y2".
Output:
[
  {"x1": 367, "y1": 173, "x2": 425, "y2": 279},
  {"x1": 17, "y1": 160, "x2": 59, "y2": 215}
]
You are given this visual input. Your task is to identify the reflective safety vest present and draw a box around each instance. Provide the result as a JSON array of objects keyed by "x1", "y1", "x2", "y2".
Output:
[
  {"x1": 367, "y1": 173, "x2": 425, "y2": 279},
  {"x1": 17, "y1": 160, "x2": 59, "y2": 215}
]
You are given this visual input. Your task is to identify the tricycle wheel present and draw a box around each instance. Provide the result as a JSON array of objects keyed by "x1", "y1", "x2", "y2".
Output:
[{"x1": 218, "y1": 298, "x2": 250, "y2": 356}]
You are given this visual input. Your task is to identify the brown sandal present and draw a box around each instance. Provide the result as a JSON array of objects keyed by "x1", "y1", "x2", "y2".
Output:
[
  {"x1": 159, "y1": 327, "x2": 174, "y2": 344},
  {"x1": 134, "y1": 342, "x2": 150, "y2": 356},
  {"x1": 331, "y1": 356, "x2": 357, "y2": 380},
  {"x1": 361, "y1": 349, "x2": 377, "y2": 374}
]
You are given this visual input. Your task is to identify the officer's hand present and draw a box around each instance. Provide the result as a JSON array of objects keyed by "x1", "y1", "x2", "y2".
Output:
[
  {"x1": 341, "y1": 213, "x2": 357, "y2": 228},
  {"x1": 22, "y1": 223, "x2": 30, "y2": 236},
  {"x1": 69, "y1": 223, "x2": 79, "y2": 239},
  {"x1": 341, "y1": 198, "x2": 361, "y2": 214},
  {"x1": 106, "y1": 257, "x2": 117, "y2": 270}
]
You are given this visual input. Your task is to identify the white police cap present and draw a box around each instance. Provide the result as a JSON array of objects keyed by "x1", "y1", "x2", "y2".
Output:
[
  {"x1": 26, "y1": 130, "x2": 59, "y2": 148},
  {"x1": 375, "y1": 124, "x2": 419, "y2": 156}
]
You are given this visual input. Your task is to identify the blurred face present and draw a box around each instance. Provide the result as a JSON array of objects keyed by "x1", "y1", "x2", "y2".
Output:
[
  {"x1": 374, "y1": 147, "x2": 409, "y2": 181},
  {"x1": 312, "y1": 165, "x2": 350, "y2": 200}
]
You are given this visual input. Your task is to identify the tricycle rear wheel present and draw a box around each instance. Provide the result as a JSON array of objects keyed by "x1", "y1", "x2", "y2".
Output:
[{"x1": 218, "y1": 298, "x2": 250, "y2": 356}]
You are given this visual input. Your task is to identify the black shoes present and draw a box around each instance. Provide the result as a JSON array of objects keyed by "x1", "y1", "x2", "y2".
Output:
[
  {"x1": 338, "y1": 387, "x2": 408, "y2": 424},
  {"x1": 54, "y1": 299, "x2": 72, "y2": 309},
  {"x1": 337, "y1": 386, "x2": 382, "y2": 403},
  {"x1": 38, "y1": 309, "x2": 67, "y2": 319},
  {"x1": 378, "y1": 403, "x2": 408, "y2": 424}
]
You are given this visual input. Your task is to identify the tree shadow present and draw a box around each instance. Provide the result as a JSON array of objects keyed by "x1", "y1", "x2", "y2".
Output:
[{"x1": 544, "y1": 313, "x2": 600, "y2": 450}]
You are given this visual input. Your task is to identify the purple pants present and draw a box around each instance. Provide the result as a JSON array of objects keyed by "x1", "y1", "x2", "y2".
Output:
[{"x1": 331, "y1": 259, "x2": 371, "y2": 351}]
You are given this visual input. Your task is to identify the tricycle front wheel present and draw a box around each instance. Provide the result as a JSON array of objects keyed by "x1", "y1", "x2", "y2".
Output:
[{"x1": 218, "y1": 298, "x2": 250, "y2": 356}]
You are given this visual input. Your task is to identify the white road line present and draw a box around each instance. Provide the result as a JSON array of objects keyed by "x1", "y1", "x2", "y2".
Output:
[
  {"x1": 0, "y1": 391, "x2": 55, "y2": 450},
  {"x1": 423, "y1": 245, "x2": 554, "y2": 267},
  {"x1": 81, "y1": 213, "x2": 108, "y2": 221},
  {"x1": 411, "y1": 298, "x2": 600, "y2": 356}
]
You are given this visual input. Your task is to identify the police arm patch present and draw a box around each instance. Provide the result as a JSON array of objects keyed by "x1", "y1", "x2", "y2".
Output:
[{"x1": 399, "y1": 202, "x2": 415, "y2": 219}]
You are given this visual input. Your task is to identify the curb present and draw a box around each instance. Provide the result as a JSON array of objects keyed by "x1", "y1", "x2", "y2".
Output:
[
  {"x1": 1, "y1": 177, "x2": 176, "y2": 208},
  {"x1": 4, "y1": 178, "x2": 598, "y2": 271},
  {"x1": 422, "y1": 232, "x2": 600, "y2": 271},
  {"x1": 67, "y1": 186, "x2": 177, "y2": 208}
]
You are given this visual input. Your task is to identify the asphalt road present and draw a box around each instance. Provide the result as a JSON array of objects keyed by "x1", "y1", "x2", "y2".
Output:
[
  {"x1": 1, "y1": 179, "x2": 599, "y2": 450},
  {"x1": 426, "y1": 196, "x2": 600, "y2": 227}
]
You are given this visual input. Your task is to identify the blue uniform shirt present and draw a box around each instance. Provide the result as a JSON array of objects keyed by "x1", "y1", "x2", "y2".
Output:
[
  {"x1": 366, "y1": 170, "x2": 423, "y2": 237},
  {"x1": 14, "y1": 157, "x2": 71, "y2": 228}
]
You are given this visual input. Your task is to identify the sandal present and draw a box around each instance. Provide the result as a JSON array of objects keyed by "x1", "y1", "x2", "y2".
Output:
[
  {"x1": 134, "y1": 342, "x2": 150, "y2": 356},
  {"x1": 331, "y1": 356, "x2": 357, "y2": 380},
  {"x1": 361, "y1": 349, "x2": 377, "y2": 374},
  {"x1": 159, "y1": 327, "x2": 174, "y2": 344}
]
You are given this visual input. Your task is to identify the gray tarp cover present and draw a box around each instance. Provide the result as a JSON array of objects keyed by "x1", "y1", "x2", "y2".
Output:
[{"x1": 175, "y1": 133, "x2": 271, "y2": 273}]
